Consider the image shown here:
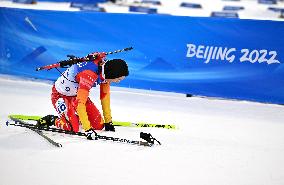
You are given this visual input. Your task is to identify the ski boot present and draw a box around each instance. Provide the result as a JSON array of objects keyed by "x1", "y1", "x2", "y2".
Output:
[{"x1": 36, "y1": 115, "x2": 58, "y2": 128}]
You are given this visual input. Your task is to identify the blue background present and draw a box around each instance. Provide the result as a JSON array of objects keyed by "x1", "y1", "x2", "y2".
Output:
[{"x1": 0, "y1": 7, "x2": 283, "y2": 104}]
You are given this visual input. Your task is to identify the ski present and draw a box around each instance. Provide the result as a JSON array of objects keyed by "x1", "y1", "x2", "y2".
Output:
[
  {"x1": 9, "y1": 115, "x2": 42, "y2": 121},
  {"x1": 113, "y1": 121, "x2": 176, "y2": 130},
  {"x1": 9, "y1": 114, "x2": 177, "y2": 130},
  {"x1": 7, "y1": 116, "x2": 160, "y2": 147},
  {"x1": 8, "y1": 117, "x2": 62, "y2": 147}
]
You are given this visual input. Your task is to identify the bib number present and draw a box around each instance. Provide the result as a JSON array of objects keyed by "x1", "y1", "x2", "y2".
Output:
[{"x1": 56, "y1": 98, "x2": 67, "y2": 115}]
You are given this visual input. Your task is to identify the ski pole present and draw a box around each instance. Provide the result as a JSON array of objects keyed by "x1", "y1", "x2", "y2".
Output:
[
  {"x1": 6, "y1": 121, "x2": 62, "y2": 147},
  {"x1": 7, "y1": 118, "x2": 154, "y2": 147},
  {"x1": 36, "y1": 47, "x2": 133, "y2": 71},
  {"x1": 7, "y1": 119, "x2": 87, "y2": 137}
]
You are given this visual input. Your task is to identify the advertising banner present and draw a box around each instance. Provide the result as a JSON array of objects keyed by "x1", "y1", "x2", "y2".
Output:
[{"x1": 0, "y1": 8, "x2": 283, "y2": 104}]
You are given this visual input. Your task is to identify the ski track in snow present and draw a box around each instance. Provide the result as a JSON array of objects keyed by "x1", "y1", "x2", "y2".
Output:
[{"x1": 0, "y1": 75, "x2": 284, "y2": 185}]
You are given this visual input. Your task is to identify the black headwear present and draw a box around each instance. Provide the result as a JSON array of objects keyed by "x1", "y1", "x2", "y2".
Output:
[{"x1": 104, "y1": 59, "x2": 129, "y2": 79}]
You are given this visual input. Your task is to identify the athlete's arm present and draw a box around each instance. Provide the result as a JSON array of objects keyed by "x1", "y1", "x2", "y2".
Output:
[
  {"x1": 100, "y1": 82, "x2": 112, "y2": 123},
  {"x1": 75, "y1": 70, "x2": 97, "y2": 131}
]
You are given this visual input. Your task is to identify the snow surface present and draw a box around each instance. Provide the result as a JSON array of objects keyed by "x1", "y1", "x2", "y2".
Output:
[{"x1": 0, "y1": 75, "x2": 284, "y2": 185}]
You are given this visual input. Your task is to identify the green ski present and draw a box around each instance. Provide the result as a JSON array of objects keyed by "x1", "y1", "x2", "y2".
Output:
[{"x1": 9, "y1": 114, "x2": 177, "y2": 130}]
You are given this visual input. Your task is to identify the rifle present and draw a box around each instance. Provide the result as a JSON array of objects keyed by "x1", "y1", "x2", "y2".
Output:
[{"x1": 36, "y1": 47, "x2": 133, "y2": 71}]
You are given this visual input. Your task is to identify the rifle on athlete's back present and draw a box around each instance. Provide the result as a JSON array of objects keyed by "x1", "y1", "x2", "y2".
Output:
[{"x1": 36, "y1": 47, "x2": 133, "y2": 71}]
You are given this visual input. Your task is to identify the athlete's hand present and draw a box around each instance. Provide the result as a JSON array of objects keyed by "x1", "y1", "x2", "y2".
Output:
[{"x1": 104, "y1": 122, "x2": 115, "y2": 132}]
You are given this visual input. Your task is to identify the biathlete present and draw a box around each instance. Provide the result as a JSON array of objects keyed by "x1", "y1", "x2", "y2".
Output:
[{"x1": 38, "y1": 52, "x2": 129, "y2": 138}]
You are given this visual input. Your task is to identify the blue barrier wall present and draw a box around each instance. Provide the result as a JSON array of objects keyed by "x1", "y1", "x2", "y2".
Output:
[
  {"x1": 36, "y1": 0, "x2": 106, "y2": 3},
  {"x1": 0, "y1": 7, "x2": 283, "y2": 104}
]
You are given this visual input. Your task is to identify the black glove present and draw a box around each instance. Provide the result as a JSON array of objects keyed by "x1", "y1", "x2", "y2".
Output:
[
  {"x1": 36, "y1": 115, "x2": 58, "y2": 127},
  {"x1": 104, "y1": 122, "x2": 115, "y2": 132}
]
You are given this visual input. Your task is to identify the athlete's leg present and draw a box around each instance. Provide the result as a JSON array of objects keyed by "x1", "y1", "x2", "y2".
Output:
[{"x1": 51, "y1": 86, "x2": 79, "y2": 132}]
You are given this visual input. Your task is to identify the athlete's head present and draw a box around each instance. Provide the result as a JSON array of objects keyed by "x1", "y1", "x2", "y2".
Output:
[{"x1": 104, "y1": 59, "x2": 129, "y2": 83}]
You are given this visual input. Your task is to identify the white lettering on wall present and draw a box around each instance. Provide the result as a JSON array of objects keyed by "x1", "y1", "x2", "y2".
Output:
[{"x1": 186, "y1": 44, "x2": 280, "y2": 65}]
